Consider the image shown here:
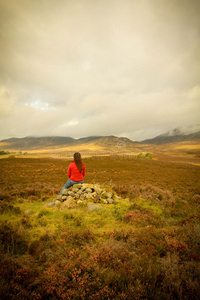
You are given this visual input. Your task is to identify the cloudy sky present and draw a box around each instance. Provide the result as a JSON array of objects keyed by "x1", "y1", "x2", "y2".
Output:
[{"x1": 0, "y1": 0, "x2": 199, "y2": 141}]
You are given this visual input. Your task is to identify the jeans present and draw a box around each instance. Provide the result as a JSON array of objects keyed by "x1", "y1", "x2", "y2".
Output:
[{"x1": 59, "y1": 179, "x2": 84, "y2": 195}]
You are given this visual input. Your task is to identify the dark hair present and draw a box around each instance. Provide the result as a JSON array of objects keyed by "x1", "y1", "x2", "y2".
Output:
[{"x1": 74, "y1": 152, "x2": 82, "y2": 173}]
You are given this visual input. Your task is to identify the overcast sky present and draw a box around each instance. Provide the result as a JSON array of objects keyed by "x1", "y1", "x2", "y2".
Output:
[{"x1": 0, "y1": 0, "x2": 199, "y2": 141}]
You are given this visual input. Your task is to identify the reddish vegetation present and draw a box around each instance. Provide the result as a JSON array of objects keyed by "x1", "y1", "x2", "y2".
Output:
[
  {"x1": 0, "y1": 156, "x2": 199, "y2": 201},
  {"x1": 0, "y1": 156, "x2": 200, "y2": 299}
]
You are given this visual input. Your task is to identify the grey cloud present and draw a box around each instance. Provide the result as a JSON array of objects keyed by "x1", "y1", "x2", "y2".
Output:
[{"x1": 0, "y1": 0, "x2": 199, "y2": 140}]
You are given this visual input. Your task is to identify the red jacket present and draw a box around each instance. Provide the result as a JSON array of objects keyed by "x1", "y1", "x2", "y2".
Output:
[{"x1": 67, "y1": 161, "x2": 86, "y2": 181}]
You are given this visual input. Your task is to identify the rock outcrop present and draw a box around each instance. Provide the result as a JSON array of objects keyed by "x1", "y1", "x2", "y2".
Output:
[{"x1": 47, "y1": 183, "x2": 127, "y2": 209}]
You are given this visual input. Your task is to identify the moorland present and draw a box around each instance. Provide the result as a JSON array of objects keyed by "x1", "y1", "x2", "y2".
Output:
[{"x1": 0, "y1": 137, "x2": 200, "y2": 299}]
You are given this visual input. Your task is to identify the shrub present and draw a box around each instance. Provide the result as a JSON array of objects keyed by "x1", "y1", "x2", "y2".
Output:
[
  {"x1": 107, "y1": 228, "x2": 134, "y2": 242},
  {"x1": 0, "y1": 192, "x2": 12, "y2": 202},
  {"x1": 0, "y1": 201, "x2": 12, "y2": 213},
  {"x1": 60, "y1": 228, "x2": 95, "y2": 246},
  {"x1": 159, "y1": 253, "x2": 200, "y2": 300},
  {"x1": 192, "y1": 194, "x2": 200, "y2": 204},
  {"x1": 0, "y1": 222, "x2": 28, "y2": 255},
  {"x1": 123, "y1": 209, "x2": 163, "y2": 227},
  {"x1": 20, "y1": 217, "x2": 32, "y2": 228},
  {"x1": 37, "y1": 209, "x2": 50, "y2": 218},
  {"x1": 0, "y1": 256, "x2": 39, "y2": 300},
  {"x1": 8, "y1": 155, "x2": 16, "y2": 159},
  {"x1": 29, "y1": 232, "x2": 56, "y2": 261}
]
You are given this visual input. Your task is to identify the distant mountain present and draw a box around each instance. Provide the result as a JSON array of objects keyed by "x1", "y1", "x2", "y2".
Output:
[
  {"x1": 1, "y1": 130, "x2": 199, "y2": 150},
  {"x1": 92, "y1": 136, "x2": 136, "y2": 147},
  {"x1": 141, "y1": 131, "x2": 200, "y2": 144},
  {"x1": 0, "y1": 135, "x2": 136, "y2": 150},
  {"x1": 0, "y1": 136, "x2": 76, "y2": 150},
  {"x1": 76, "y1": 136, "x2": 103, "y2": 144}
]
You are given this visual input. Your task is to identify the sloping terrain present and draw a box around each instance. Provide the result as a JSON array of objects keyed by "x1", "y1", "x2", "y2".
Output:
[
  {"x1": 141, "y1": 131, "x2": 200, "y2": 144},
  {"x1": 0, "y1": 135, "x2": 136, "y2": 151},
  {"x1": 0, "y1": 136, "x2": 76, "y2": 150},
  {"x1": 1, "y1": 132, "x2": 200, "y2": 165}
]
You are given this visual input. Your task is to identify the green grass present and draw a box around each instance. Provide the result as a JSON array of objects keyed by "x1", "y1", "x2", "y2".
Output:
[
  {"x1": 129, "y1": 197, "x2": 164, "y2": 215},
  {"x1": 10, "y1": 199, "x2": 133, "y2": 238}
]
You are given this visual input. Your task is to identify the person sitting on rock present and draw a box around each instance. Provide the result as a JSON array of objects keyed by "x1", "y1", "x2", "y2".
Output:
[{"x1": 59, "y1": 152, "x2": 86, "y2": 195}]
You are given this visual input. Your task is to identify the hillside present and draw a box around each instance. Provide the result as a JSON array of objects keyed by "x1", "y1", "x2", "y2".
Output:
[
  {"x1": 0, "y1": 135, "x2": 136, "y2": 151},
  {"x1": 0, "y1": 132, "x2": 200, "y2": 158},
  {"x1": 141, "y1": 131, "x2": 200, "y2": 144},
  {"x1": 91, "y1": 135, "x2": 136, "y2": 147},
  {"x1": 0, "y1": 136, "x2": 76, "y2": 150}
]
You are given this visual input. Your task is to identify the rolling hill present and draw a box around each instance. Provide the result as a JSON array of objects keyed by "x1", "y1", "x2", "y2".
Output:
[
  {"x1": 0, "y1": 135, "x2": 136, "y2": 151},
  {"x1": 0, "y1": 136, "x2": 76, "y2": 150},
  {"x1": 141, "y1": 131, "x2": 200, "y2": 144},
  {"x1": 0, "y1": 130, "x2": 200, "y2": 151}
]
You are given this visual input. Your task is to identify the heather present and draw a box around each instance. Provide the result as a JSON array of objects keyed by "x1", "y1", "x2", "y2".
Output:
[{"x1": 0, "y1": 156, "x2": 200, "y2": 299}]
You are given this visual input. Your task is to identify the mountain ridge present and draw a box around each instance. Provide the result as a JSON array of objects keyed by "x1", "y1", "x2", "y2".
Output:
[
  {"x1": 0, "y1": 135, "x2": 136, "y2": 150},
  {"x1": 141, "y1": 131, "x2": 200, "y2": 144},
  {"x1": 0, "y1": 131, "x2": 200, "y2": 150}
]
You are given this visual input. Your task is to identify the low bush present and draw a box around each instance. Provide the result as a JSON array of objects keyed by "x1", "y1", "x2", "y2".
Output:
[
  {"x1": 0, "y1": 256, "x2": 39, "y2": 300},
  {"x1": 123, "y1": 209, "x2": 164, "y2": 227},
  {"x1": 0, "y1": 201, "x2": 21, "y2": 214},
  {"x1": 0, "y1": 222, "x2": 28, "y2": 255},
  {"x1": 60, "y1": 228, "x2": 95, "y2": 246}
]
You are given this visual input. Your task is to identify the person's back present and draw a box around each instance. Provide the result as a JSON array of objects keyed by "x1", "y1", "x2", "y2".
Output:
[
  {"x1": 59, "y1": 152, "x2": 85, "y2": 195},
  {"x1": 68, "y1": 161, "x2": 85, "y2": 181}
]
